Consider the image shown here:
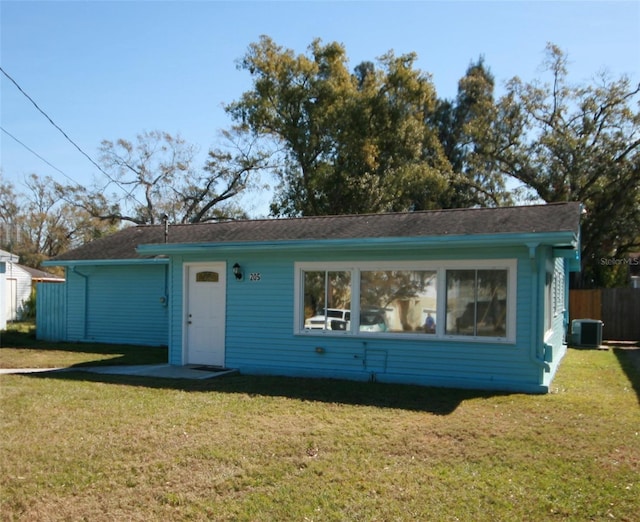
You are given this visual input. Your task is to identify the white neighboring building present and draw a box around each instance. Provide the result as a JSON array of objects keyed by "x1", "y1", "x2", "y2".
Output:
[
  {"x1": 0, "y1": 249, "x2": 64, "y2": 328},
  {"x1": 0, "y1": 249, "x2": 19, "y2": 330}
]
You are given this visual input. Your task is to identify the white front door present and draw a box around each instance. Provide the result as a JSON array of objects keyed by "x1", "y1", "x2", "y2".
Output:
[{"x1": 185, "y1": 263, "x2": 226, "y2": 367}]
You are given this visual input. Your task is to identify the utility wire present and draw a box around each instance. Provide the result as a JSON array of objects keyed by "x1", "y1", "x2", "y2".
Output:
[
  {"x1": 0, "y1": 66, "x2": 142, "y2": 205},
  {"x1": 1, "y1": 125, "x2": 80, "y2": 187},
  {"x1": 1, "y1": 66, "x2": 109, "y2": 177}
]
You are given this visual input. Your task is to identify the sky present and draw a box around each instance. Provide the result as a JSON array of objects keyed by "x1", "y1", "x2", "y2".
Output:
[{"x1": 1, "y1": 0, "x2": 639, "y2": 217}]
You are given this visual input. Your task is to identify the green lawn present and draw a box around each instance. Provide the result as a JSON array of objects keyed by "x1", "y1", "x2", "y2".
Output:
[
  {"x1": 0, "y1": 322, "x2": 167, "y2": 368},
  {"x1": 1, "y1": 325, "x2": 638, "y2": 521}
]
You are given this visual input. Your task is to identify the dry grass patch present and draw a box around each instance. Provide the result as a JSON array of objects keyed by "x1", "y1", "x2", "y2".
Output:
[{"x1": 1, "y1": 337, "x2": 639, "y2": 521}]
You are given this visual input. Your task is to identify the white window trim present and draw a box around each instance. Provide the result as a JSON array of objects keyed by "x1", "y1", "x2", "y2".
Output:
[
  {"x1": 544, "y1": 258, "x2": 566, "y2": 337},
  {"x1": 544, "y1": 271, "x2": 554, "y2": 334},
  {"x1": 554, "y1": 262, "x2": 565, "y2": 317},
  {"x1": 294, "y1": 259, "x2": 517, "y2": 344}
]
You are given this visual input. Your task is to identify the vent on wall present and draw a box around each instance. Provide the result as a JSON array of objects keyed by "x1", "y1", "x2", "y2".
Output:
[{"x1": 571, "y1": 319, "x2": 604, "y2": 348}]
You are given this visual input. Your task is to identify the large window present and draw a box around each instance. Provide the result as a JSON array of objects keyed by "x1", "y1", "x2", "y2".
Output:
[
  {"x1": 302, "y1": 270, "x2": 351, "y2": 331},
  {"x1": 360, "y1": 270, "x2": 437, "y2": 334},
  {"x1": 545, "y1": 271, "x2": 553, "y2": 332},
  {"x1": 295, "y1": 261, "x2": 515, "y2": 342},
  {"x1": 545, "y1": 260, "x2": 565, "y2": 334},
  {"x1": 445, "y1": 269, "x2": 508, "y2": 338}
]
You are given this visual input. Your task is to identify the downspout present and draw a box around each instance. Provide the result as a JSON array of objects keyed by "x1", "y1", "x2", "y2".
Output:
[
  {"x1": 71, "y1": 266, "x2": 89, "y2": 340},
  {"x1": 526, "y1": 243, "x2": 551, "y2": 372}
]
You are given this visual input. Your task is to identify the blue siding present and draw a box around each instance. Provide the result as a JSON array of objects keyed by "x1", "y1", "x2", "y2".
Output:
[
  {"x1": 66, "y1": 269, "x2": 87, "y2": 341},
  {"x1": 541, "y1": 257, "x2": 570, "y2": 388},
  {"x1": 167, "y1": 244, "x2": 565, "y2": 393},
  {"x1": 36, "y1": 282, "x2": 67, "y2": 341},
  {"x1": 65, "y1": 264, "x2": 168, "y2": 346},
  {"x1": 168, "y1": 257, "x2": 185, "y2": 365}
]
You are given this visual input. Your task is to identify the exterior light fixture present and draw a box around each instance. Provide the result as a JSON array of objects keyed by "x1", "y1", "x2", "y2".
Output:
[{"x1": 233, "y1": 262, "x2": 243, "y2": 280}]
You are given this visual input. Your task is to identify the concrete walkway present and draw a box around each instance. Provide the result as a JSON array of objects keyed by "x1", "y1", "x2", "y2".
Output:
[
  {"x1": 0, "y1": 364, "x2": 236, "y2": 380},
  {"x1": 0, "y1": 367, "x2": 68, "y2": 375}
]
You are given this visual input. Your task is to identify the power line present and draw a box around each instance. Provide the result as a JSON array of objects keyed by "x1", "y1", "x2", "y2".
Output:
[
  {"x1": 0, "y1": 66, "x2": 142, "y2": 205},
  {"x1": 1, "y1": 125, "x2": 81, "y2": 187},
  {"x1": 1, "y1": 66, "x2": 109, "y2": 177}
]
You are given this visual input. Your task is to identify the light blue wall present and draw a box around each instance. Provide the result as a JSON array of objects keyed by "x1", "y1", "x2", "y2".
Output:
[
  {"x1": 36, "y1": 282, "x2": 67, "y2": 341},
  {"x1": 168, "y1": 257, "x2": 184, "y2": 365},
  {"x1": 167, "y1": 242, "x2": 569, "y2": 393},
  {"x1": 540, "y1": 256, "x2": 570, "y2": 389},
  {"x1": 64, "y1": 264, "x2": 169, "y2": 346}
]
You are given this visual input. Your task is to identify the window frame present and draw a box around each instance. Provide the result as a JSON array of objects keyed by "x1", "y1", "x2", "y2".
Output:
[
  {"x1": 195, "y1": 270, "x2": 220, "y2": 283},
  {"x1": 300, "y1": 267, "x2": 353, "y2": 333},
  {"x1": 554, "y1": 262, "x2": 565, "y2": 317},
  {"x1": 444, "y1": 268, "x2": 509, "y2": 339},
  {"x1": 544, "y1": 271, "x2": 554, "y2": 333},
  {"x1": 543, "y1": 259, "x2": 566, "y2": 340},
  {"x1": 294, "y1": 259, "x2": 517, "y2": 343}
]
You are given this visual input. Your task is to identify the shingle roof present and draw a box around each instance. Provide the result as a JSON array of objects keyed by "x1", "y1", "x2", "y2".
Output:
[
  {"x1": 19, "y1": 265, "x2": 65, "y2": 281},
  {"x1": 50, "y1": 202, "x2": 581, "y2": 262}
]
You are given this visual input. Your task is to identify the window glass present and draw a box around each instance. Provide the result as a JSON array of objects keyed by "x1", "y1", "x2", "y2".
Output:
[
  {"x1": 196, "y1": 271, "x2": 219, "y2": 283},
  {"x1": 303, "y1": 270, "x2": 351, "y2": 331},
  {"x1": 553, "y1": 264, "x2": 564, "y2": 315},
  {"x1": 545, "y1": 272, "x2": 553, "y2": 331},
  {"x1": 476, "y1": 270, "x2": 507, "y2": 337},
  {"x1": 297, "y1": 262, "x2": 513, "y2": 341},
  {"x1": 360, "y1": 270, "x2": 437, "y2": 333},
  {"x1": 446, "y1": 269, "x2": 507, "y2": 337},
  {"x1": 446, "y1": 270, "x2": 476, "y2": 336}
]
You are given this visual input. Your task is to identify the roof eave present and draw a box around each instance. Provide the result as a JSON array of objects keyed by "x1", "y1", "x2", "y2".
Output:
[
  {"x1": 137, "y1": 231, "x2": 580, "y2": 256},
  {"x1": 43, "y1": 256, "x2": 170, "y2": 267}
]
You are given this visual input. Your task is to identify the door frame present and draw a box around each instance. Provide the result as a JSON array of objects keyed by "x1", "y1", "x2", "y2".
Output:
[{"x1": 182, "y1": 261, "x2": 227, "y2": 366}]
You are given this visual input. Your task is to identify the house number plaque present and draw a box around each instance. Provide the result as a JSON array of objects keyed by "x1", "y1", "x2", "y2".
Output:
[{"x1": 249, "y1": 272, "x2": 261, "y2": 281}]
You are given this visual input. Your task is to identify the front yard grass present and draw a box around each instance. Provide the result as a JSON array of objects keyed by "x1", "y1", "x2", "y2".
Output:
[
  {"x1": 0, "y1": 327, "x2": 638, "y2": 521},
  {"x1": 0, "y1": 322, "x2": 167, "y2": 368}
]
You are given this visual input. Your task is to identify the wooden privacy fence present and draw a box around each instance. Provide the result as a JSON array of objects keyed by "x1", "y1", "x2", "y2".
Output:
[{"x1": 570, "y1": 288, "x2": 640, "y2": 341}]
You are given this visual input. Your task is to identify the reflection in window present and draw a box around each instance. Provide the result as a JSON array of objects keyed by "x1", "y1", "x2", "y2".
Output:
[
  {"x1": 446, "y1": 270, "x2": 507, "y2": 337},
  {"x1": 296, "y1": 262, "x2": 513, "y2": 340},
  {"x1": 554, "y1": 263, "x2": 565, "y2": 315},
  {"x1": 196, "y1": 271, "x2": 219, "y2": 283},
  {"x1": 545, "y1": 272, "x2": 553, "y2": 331},
  {"x1": 360, "y1": 270, "x2": 437, "y2": 333},
  {"x1": 303, "y1": 271, "x2": 351, "y2": 331}
]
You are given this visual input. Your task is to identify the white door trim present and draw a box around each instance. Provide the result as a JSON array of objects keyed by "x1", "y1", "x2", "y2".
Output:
[{"x1": 182, "y1": 262, "x2": 227, "y2": 366}]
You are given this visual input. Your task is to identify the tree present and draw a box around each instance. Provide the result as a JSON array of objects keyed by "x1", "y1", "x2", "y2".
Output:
[
  {"x1": 433, "y1": 58, "x2": 512, "y2": 207},
  {"x1": 0, "y1": 171, "x2": 20, "y2": 251},
  {"x1": 97, "y1": 130, "x2": 199, "y2": 224},
  {"x1": 0, "y1": 173, "x2": 116, "y2": 268},
  {"x1": 227, "y1": 36, "x2": 454, "y2": 216},
  {"x1": 183, "y1": 128, "x2": 271, "y2": 223},
  {"x1": 474, "y1": 44, "x2": 640, "y2": 287},
  {"x1": 64, "y1": 130, "x2": 267, "y2": 226}
]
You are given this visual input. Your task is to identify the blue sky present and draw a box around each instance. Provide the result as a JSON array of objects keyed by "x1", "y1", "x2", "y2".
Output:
[{"x1": 1, "y1": 0, "x2": 639, "y2": 216}]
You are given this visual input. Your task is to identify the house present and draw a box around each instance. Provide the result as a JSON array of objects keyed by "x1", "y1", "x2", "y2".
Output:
[
  {"x1": 0, "y1": 249, "x2": 19, "y2": 330},
  {"x1": 0, "y1": 249, "x2": 64, "y2": 328},
  {"x1": 40, "y1": 202, "x2": 582, "y2": 393}
]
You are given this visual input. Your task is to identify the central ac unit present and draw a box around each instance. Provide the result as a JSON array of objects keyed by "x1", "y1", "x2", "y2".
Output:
[{"x1": 571, "y1": 319, "x2": 604, "y2": 348}]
